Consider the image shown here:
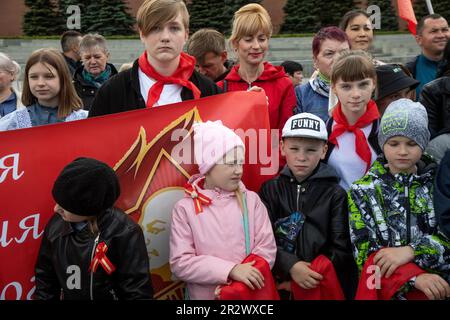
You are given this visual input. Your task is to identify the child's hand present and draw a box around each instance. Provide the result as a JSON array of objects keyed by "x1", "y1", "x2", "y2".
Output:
[
  {"x1": 290, "y1": 261, "x2": 323, "y2": 290},
  {"x1": 373, "y1": 246, "x2": 414, "y2": 278},
  {"x1": 229, "y1": 260, "x2": 265, "y2": 290},
  {"x1": 414, "y1": 273, "x2": 450, "y2": 300}
]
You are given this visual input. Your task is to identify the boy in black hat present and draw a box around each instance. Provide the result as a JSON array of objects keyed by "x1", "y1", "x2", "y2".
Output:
[
  {"x1": 34, "y1": 158, "x2": 154, "y2": 300},
  {"x1": 375, "y1": 63, "x2": 420, "y2": 115}
]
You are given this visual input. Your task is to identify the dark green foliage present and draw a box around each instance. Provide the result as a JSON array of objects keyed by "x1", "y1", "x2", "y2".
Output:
[
  {"x1": 24, "y1": 0, "x2": 136, "y2": 36},
  {"x1": 281, "y1": 0, "x2": 355, "y2": 33},
  {"x1": 188, "y1": 0, "x2": 261, "y2": 35},
  {"x1": 368, "y1": 0, "x2": 398, "y2": 31},
  {"x1": 23, "y1": 0, "x2": 63, "y2": 36}
]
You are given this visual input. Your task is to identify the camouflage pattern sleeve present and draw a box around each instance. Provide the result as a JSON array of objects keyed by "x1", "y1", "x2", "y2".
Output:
[
  {"x1": 410, "y1": 232, "x2": 450, "y2": 281},
  {"x1": 348, "y1": 184, "x2": 383, "y2": 274}
]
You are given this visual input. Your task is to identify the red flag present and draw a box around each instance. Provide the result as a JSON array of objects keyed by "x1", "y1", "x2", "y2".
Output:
[
  {"x1": 398, "y1": 0, "x2": 418, "y2": 35},
  {"x1": 0, "y1": 91, "x2": 274, "y2": 300}
]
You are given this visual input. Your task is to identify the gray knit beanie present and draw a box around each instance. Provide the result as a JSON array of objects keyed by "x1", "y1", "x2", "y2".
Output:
[{"x1": 378, "y1": 98, "x2": 430, "y2": 150}]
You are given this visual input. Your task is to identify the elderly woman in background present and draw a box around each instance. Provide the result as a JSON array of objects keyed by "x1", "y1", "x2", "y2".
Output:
[
  {"x1": 73, "y1": 34, "x2": 118, "y2": 110},
  {"x1": 0, "y1": 52, "x2": 23, "y2": 117},
  {"x1": 295, "y1": 27, "x2": 349, "y2": 122}
]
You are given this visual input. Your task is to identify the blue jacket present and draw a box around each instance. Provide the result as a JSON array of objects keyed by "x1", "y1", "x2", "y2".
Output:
[
  {"x1": 294, "y1": 82, "x2": 329, "y2": 122},
  {"x1": 0, "y1": 103, "x2": 88, "y2": 131}
]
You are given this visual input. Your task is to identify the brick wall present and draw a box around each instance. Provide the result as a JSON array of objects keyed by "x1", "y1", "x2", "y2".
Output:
[{"x1": 0, "y1": 0, "x2": 26, "y2": 37}]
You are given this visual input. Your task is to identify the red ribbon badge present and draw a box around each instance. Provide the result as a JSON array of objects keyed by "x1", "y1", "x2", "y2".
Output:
[
  {"x1": 184, "y1": 182, "x2": 212, "y2": 214},
  {"x1": 89, "y1": 242, "x2": 116, "y2": 275}
]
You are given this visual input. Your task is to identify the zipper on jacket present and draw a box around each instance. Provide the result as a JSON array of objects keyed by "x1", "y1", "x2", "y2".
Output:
[
  {"x1": 405, "y1": 185, "x2": 411, "y2": 243},
  {"x1": 90, "y1": 234, "x2": 100, "y2": 301},
  {"x1": 296, "y1": 185, "x2": 301, "y2": 212}
]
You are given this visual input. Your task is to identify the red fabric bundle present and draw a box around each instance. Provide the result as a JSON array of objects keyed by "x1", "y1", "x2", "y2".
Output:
[
  {"x1": 355, "y1": 251, "x2": 427, "y2": 300},
  {"x1": 217, "y1": 254, "x2": 280, "y2": 300},
  {"x1": 291, "y1": 255, "x2": 345, "y2": 300}
]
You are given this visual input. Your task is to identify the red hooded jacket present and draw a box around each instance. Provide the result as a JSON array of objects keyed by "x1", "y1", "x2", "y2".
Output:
[{"x1": 217, "y1": 62, "x2": 296, "y2": 134}]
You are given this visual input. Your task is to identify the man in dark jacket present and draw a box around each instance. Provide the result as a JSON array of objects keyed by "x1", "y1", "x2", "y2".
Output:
[
  {"x1": 34, "y1": 158, "x2": 154, "y2": 300},
  {"x1": 186, "y1": 28, "x2": 234, "y2": 83},
  {"x1": 405, "y1": 14, "x2": 450, "y2": 98},
  {"x1": 259, "y1": 113, "x2": 358, "y2": 300},
  {"x1": 88, "y1": 59, "x2": 220, "y2": 117},
  {"x1": 419, "y1": 39, "x2": 450, "y2": 138},
  {"x1": 61, "y1": 30, "x2": 82, "y2": 77}
]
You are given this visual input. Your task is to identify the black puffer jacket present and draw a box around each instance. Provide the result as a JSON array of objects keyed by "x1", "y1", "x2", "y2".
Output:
[
  {"x1": 73, "y1": 63, "x2": 118, "y2": 111},
  {"x1": 88, "y1": 59, "x2": 221, "y2": 117},
  {"x1": 259, "y1": 163, "x2": 358, "y2": 299},
  {"x1": 34, "y1": 208, "x2": 153, "y2": 300},
  {"x1": 419, "y1": 76, "x2": 450, "y2": 138}
]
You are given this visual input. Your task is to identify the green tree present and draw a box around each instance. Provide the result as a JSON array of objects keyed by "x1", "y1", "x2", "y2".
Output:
[
  {"x1": 281, "y1": 0, "x2": 355, "y2": 34},
  {"x1": 23, "y1": 0, "x2": 63, "y2": 36},
  {"x1": 411, "y1": 0, "x2": 450, "y2": 32},
  {"x1": 188, "y1": 0, "x2": 224, "y2": 33},
  {"x1": 413, "y1": 0, "x2": 431, "y2": 23},
  {"x1": 83, "y1": 0, "x2": 135, "y2": 36},
  {"x1": 58, "y1": 0, "x2": 91, "y2": 33},
  {"x1": 430, "y1": 1, "x2": 450, "y2": 22},
  {"x1": 320, "y1": 1, "x2": 355, "y2": 28},
  {"x1": 281, "y1": 0, "x2": 319, "y2": 33},
  {"x1": 188, "y1": 0, "x2": 261, "y2": 35},
  {"x1": 368, "y1": 0, "x2": 398, "y2": 31}
]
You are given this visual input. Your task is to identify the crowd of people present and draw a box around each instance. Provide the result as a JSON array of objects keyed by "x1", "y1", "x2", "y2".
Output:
[{"x1": 1, "y1": 0, "x2": 450, "y2": 300}]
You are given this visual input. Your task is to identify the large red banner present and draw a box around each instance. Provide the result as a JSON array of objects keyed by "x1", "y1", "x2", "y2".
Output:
[{"x1": 0, "y1": 91, "x2": 276, "y2": 300}]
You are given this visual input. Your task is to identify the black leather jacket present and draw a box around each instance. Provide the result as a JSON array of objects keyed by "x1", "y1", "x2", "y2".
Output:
[
  {"x1": 88, "y1": 59, "x2": 221, "y2": 118},
  {"x1": 34, "y1": 208, "x2": 153, "y2": 300},
  {"x1": 419, "y1": 76, "x2": 450, "y2": 138},
  {"x1": 259, "y1": 163, "x2": 358, "y2": 299}
]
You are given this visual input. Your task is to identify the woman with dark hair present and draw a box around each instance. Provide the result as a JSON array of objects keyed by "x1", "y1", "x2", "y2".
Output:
[
  {"x1": 339, "y1": 9, "x2": 384, "y2": 66},
  {"x1": 420, "y1": 39, "x2": 450, "y2": 137},
  {"x1": 339, "y1": 10, "x2": 372, "y2": 52},
  {"x1": 295, "y1": 26, "x2": 350, "y2": 122}
]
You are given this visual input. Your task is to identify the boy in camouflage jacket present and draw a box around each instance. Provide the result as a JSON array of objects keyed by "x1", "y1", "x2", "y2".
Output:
[{"x1": 348, "y1": 99, "x2": 450, "y2": 300}]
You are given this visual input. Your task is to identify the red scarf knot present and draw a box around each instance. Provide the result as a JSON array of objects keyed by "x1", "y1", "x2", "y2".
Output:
[
  {"x1": 328, "y1": 100, "x2": 380, "y2": 172},
  {"x1": 138, "y1": 51, "x2": 201, "y2": 108},
  {"x1": 89, "y1": 241, "x2": 116, "y2": 275},
  {"x1": 184, "y1": 182, "x2": 212, "y2": 214}
]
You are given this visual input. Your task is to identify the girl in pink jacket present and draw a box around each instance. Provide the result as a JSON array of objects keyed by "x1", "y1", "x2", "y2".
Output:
[{"x1": 169, "y1": 120, "x2": 277, "y2": 300}]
